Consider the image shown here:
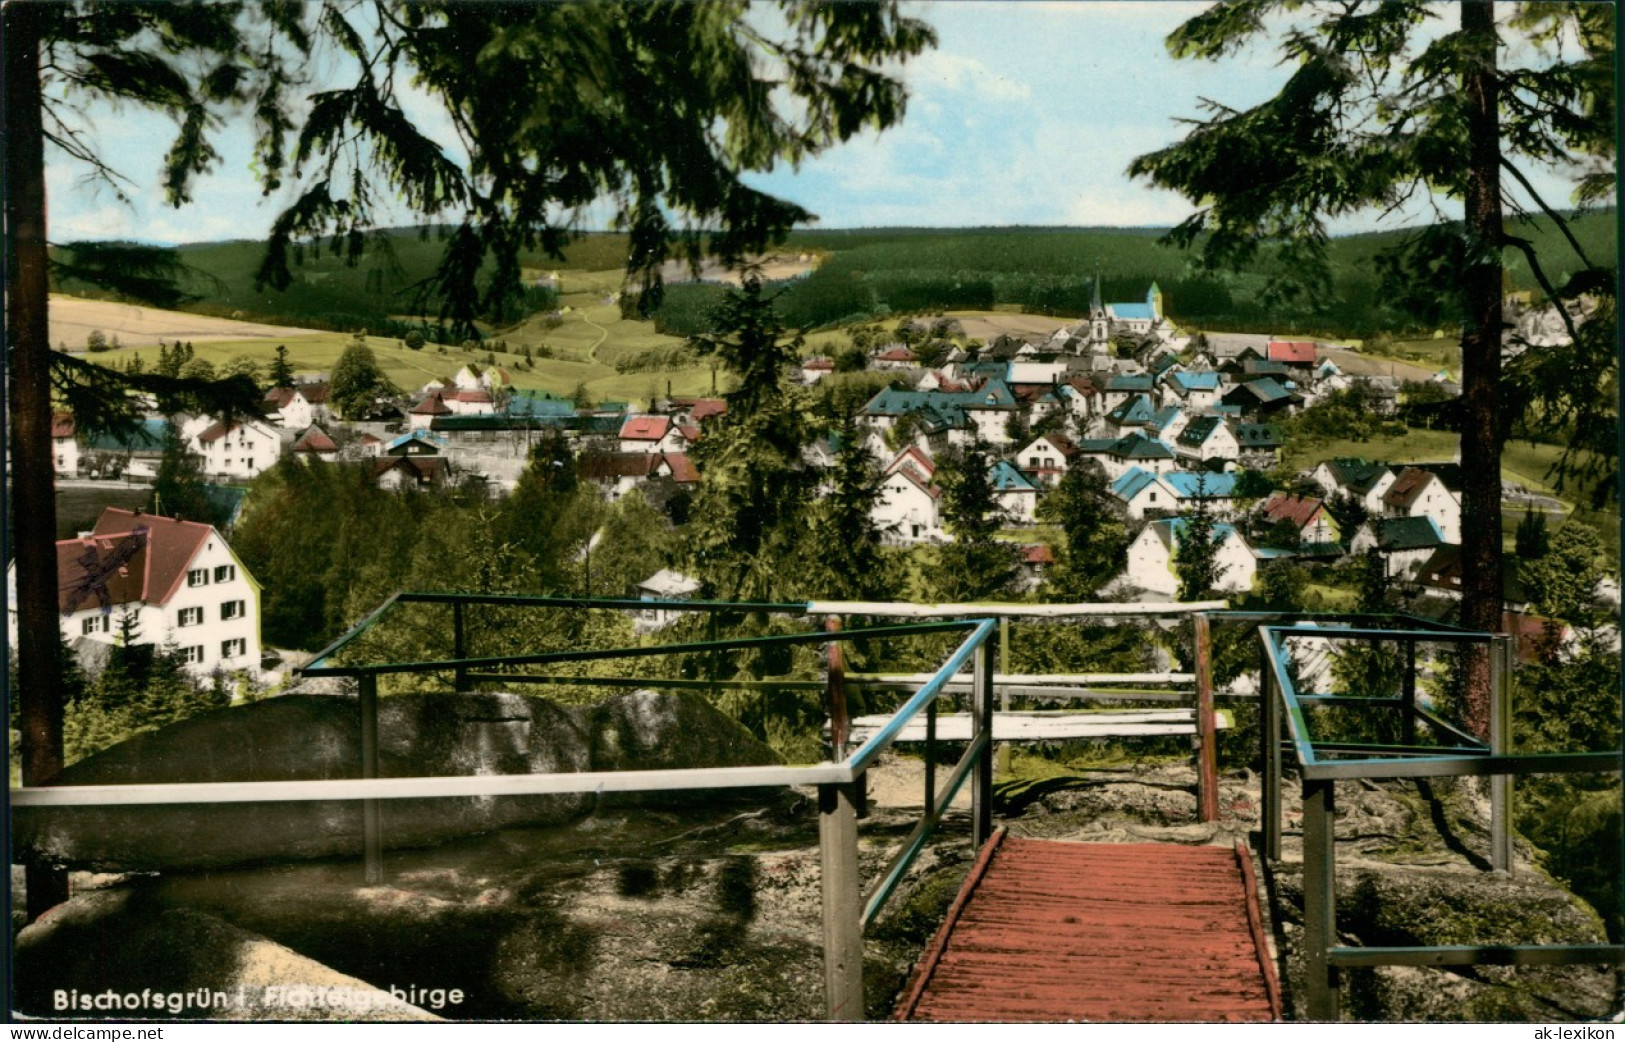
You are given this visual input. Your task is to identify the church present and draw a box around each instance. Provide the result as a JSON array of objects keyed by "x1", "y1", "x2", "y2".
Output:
[{"x1": 1073, "y1": 276, "x2": 1168, "y2": 354}]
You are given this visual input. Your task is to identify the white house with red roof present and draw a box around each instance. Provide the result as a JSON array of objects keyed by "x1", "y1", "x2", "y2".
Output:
[
  {"x1": 51, "y1": 412, "x2": 79, "y2": 476},
  {"x1": 799, "y1": 356, "x2": 835, "y2": 384},
  {"x1": 291, "y1": 425, "x2": 339, "y2": 463},
  {"x1": 873, "y1": 344, "x2": 919, "y2": 370},
  {"x1": 1260, "y1": 492, "x2": 1339, "y2": 547},
  {"x1": 187, "y1": 417, "x2": 282, "y2": 481},
  {"x1": 874, "y1": 446, "x2": 943, "y2": 544},
  {"x1": 443, "y1": 388, "x2": 496, "y2": 416},
  {"x1": 7, "y1": 508, "x2": 263, "y2": 678},
  {"x1": 618, "y1": 414, "x2": 687, "y2": 455},
  {"x1": 1016, "y1": 433, "x2": 1079, "y2": 488},
  {"x1": 262, "y1": 383, "x2": 331, "y2": 430},
  {"x1": 410, "y1": 391, "x2": 453, "y2": 429},
  {"x1": 1382, "y1": 466, "x2": 1461, "y2": 543}
]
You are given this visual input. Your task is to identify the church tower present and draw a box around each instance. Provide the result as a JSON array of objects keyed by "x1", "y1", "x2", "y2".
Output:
[{"x1": 1089, "y1": 271, "x2": 1110, "y2": 349}]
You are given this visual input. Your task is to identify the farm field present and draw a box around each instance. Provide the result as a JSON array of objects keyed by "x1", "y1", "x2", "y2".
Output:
[{"x1": 50, "y1": 296, "x2": 325, "y2": 350}]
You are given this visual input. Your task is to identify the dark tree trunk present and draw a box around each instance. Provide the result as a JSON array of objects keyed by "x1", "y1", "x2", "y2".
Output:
[
  {"x1": 3, "y1": 2, "x2": 71, "y2": 916},
  {"x1": 1457, "y1": 0, "x2": 1505, "y2": 736}
]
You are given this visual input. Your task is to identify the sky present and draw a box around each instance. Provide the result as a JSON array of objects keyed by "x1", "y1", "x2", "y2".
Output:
[{"x1": 42, "y1": 1, "x2": 1601, "y2": 246}]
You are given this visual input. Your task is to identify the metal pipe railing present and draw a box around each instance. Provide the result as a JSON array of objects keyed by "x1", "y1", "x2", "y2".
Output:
[{"x1": 1254, "y1": 621, "x2": 1625, "y2": 1020}]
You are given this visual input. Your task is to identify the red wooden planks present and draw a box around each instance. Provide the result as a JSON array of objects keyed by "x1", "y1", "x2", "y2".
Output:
[{"x1": 898, "y1": 836, "x2": 1280, "y2": 1023}]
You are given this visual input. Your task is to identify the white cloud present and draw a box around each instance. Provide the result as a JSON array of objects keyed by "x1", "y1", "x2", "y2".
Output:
[{"x1": 907, "y1": 51, "x2": 1031, "y2": 101}]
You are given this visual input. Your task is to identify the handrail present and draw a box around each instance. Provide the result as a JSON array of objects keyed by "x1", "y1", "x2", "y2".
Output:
[{"x1": 1253, "y1": 620, "x2": 1625, "y2": 1020}]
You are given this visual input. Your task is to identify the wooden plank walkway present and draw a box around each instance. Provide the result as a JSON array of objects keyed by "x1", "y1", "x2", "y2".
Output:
[
  {"x1": 896, "y1": 833, "x2": 1283, "y2": 1023},
  {"x1": 845, "y1": 709, "x2": 1229, "y2": 744}
]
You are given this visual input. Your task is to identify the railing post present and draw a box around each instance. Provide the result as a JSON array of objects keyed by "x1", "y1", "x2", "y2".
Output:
[
  {"x1": 924, "y1": 697, "x2": 937, "y2": 814},
  {"x1": 819, "y1": 781, "x2": 865, "y2": 1022},
  {"x1": 1401, "y1": 637, "x2": 1418, "y2": 746},
  {"x1": 1302, "y1": 777, "x2": 1338, "y2": 1021},
  {"x1": 358, "y1": 672, "x2": 382, "y2": 884},
  {"x1": 452, "y1": 601, "x2": 469, "y2": 693},
  {"x1": 998, "y1": 617, "x2": 1011, "y2": 713},
  {"x1": 1490, "y1": 634, "x2": 1514, "y2": 872},
  {"x1": 1261, "y1": 633, "x2": 1282, "y2": 862},
  {"x1": 1194, "y1": 612, "x2": 1219, "y2": 823},
  {"x1": 826, "y1": 615, "x2": 849, "y2": 760},
  {"x1": 972, "y1": 634, "x2": 995, "y2": 847}
]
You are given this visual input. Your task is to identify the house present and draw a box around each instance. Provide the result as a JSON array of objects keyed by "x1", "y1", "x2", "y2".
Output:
[
  {"x1": 51, "y1": 412, "x2": 79, "y2": 476},
  {"x1": 1348, "y1": 516, "x2": 1449, "y2": 581},
  {"x1": 263, "y1": 383, "x2": 331, "y2": 430},
  {"x1": 1110, "y1": 467, "x2": 1178, "y2": 520},
  {"x1": 1105, "y1": 283, "x2": 1164, "y2": 337},
  {"x1": 1160, "y1": 370, "x2": 1221, "y2": 412},
  {"x1": 82, "y1": 418, "x2": 170, "y2": 480},
  {"x1": 190, "y1": 417, "x2": 282, "y2": 481},
  {"x1": 1231, "y1": 422, "x2": 1285, "y2": 468},
  {"x1": 1105, "y1": 393, "x2": 1156, "y2": 435},
  {"x1": 1260, "y1": 493, "x2": 1339, "y2": 548},
  {"x1": 874, "y1": 447, "x2": 943, "y2": 544},
  {"x1": 633, "y1": 569, "x2": 703, "y2": 631},
  {"x1": 291, "y1": 425, "x2": 339, "y2": 463},
  {"x1": 371, "y1": 455, "x2": 451, "y2": 491},
  {"x1": 443, "y1": 388, "x2": 497, "y2": 416},
  {"x1": 1016, "y1": 544, "x2": 1055, "y2": 592},
  {"x1": 1266, "y1": 340, "x2": 1318, "y2": 373},
  {"x1": 619, "y1": 414, "x2": 688, "y2": 455},
  {"x1": 409, "y1": 391, "x2": 453, "y2": 429},
  {"x1": 1174, "y1": 415, "x2": 1240, "y2": 468},
  {"x1": 385, "y1": 430, "x2": 447, "y2": 457},
  {"x1": 1123, "y1": 517, "x2": 1257, "y2": 597},
  {"x1": 1100, "y1": 373, "x2": 1156, "y2": 414},
  {"x1": 1100, "y1": 432, "x2": 1177, "y2": 480},
  {"x1": 1016, "y1": 433, "x2": 1079, "y2": 488},
  {"x1": 1221, "y1": 377, "x2": 1299, "y2": 416},
  {"x1": 961, "y1": 379, "x2": 1020, "y2": 446},
  {"x1": 1311, "y1": 458, "x2": 1397, "y2": 516},
  {"x1": 873, "y1": 345, "x2": 919, "y2": 370},
  {"x1": 11, "y1": 508, "x2": 263, "y2": 678},
  {"x1": 799, "y1": 356, "x2": 835, "y2": 384},
  {"x1": 578, "y1": 451, "x2": 699, "y2": 501},
  {"x1": 990, "y1": 460, "x2": 1040, "y2": 524},
  {"x1": 1382, "y1": 467, "x2": 1461, "y2": 544},
  {"x1": 1164, "y1": 470, "x2": 1240, "y2": 516},
  {"x1": 1145, "y1": 405, "x2": 1190, "y2": 444}
]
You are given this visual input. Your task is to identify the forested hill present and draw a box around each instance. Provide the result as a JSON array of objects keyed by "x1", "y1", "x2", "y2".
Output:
[{"x1": 50, "y1": 211, "x2": 1615, "y2": 341}]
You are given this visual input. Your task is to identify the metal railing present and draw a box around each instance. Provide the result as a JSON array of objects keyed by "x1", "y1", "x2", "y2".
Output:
[
  {"x1": 14, "y1": 593, "x2": 1233, "y2": 1021},
  {"x1": 1253, "y1": 616, "x2": 1625, "y2": 1020}
]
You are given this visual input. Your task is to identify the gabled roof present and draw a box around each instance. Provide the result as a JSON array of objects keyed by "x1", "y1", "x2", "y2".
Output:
[
  {"x1": 196, "y1": 419, "x2": 274, "y2": 444},
  {"x1": 1267, "y1": 340, "x2": 1317, "y2": 364},
  {"x1": 65, "y1": 508, "x2": 219, "y2": 611},
  {"x1": 686, "y1": 398, "x2": 727, "y2": 423},
  {"x1": 580, "y1": 452, "x2": 662, "y2": 480},
  {"x1": 51, "y1": 412, "x2": 76, "y2": 439},
  {"x1": 1392, "y1": 461, "x2": 1465, "y2": 493},
  {"x1": 1022, "y1": 432, "x2": 1078, "y2": 459},
  {"x1": 1146, "y1": 406, "x2": 1184, "y2": 436},
  {"x1": 1105, "y1": 373, "x2": 1155, "y2": 393},
  {"x1": 292, "y1": 426, "x2": 337, "y2": 453},
  {"x1": 1239, "y1": 359, "x2": 1291, "y2": 379},
  {"x1": 1262, "y1": 492, "x2": 1327, "y2": 529},
  {"x1": 1146, "y1": 517, "x2": 1244, "y2": 552},
  {"x1": 620, "y1": 414, "x2": 672, "y2": 441},
  {"x1": 1321, "y1": 457, "x2": 1389, "y2": 494},
  {"x1": 1165, "y1": 371, "x2": 1221, "y2": 394},
  {"x1": 1020, "y1": 544, "x2": 1055, "y2": 566},
  {"x1": 990, "y1": 460, "x2": 1039, "y2": 493},
  {"x1": 801, "y1": 356, "x2": 835, "y2": 371},
  {"x1": 1110, "y1": 433, "x2": 1174, "y2": 461},
  {"x1": 411, "y1": 392, "x2": 452, "y2": 416},
  {"x1": 638, "y1": 568, "x2": 701, "y2": 598},
  {"x1": 1176, "y1": 414, "x2": 1226, "y2": 447},
  {"x1": 662, "y1": 453, "x2": 700, "y2": 483},
  {"x1": 875, "y1": 346, "x2": 918, "y2": 363},
  {"x1": 372, "y1": 455, "x2": 449, "y2": 485},
  {"x1": 1111, "y1": 467, "x2": 1162, "y2": 501},
  {"x1": 386, "y1": 430, "x2": 447, "y2": 453},
  {"x1": 1165, "y1": 471, "x2": 1239, "y2": 499},
  {"x1": 886, "y1": 445, "x2": 937, "y2": 482},
  {"x1": 1371, "y1": 515, "x2": 1446, "y2": 551},
  {"x1": 1224, "y1": 377, "x2": 1293, "y2": 406},
  {"x1": 1107, "y1": 302, "x2": 1155, "y2": 321},
  {"x1": 1108, "y1": 394, "x2": 1155, "y2": 427},
  {"x1": 1383, "y1": 467, "x2": 1441, "y2": 509},
  {"x1": 966, "y1": 379, "x2": 1018, "y2": 410}
]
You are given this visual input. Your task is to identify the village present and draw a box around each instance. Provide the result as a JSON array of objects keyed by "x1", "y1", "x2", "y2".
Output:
[{"x1": 26, "y1": 273, "x2": 1590, "y2": 691}]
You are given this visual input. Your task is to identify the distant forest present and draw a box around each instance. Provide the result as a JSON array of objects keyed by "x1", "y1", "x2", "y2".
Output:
[{"x1": 50, "y1": 211, "x2": 1616, "y2": 341}]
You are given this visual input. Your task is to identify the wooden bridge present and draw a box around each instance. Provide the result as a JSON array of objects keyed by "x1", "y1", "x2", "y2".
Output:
[{"x1": 896, "y1": 832, "x2": 1283, "y2": 1023}]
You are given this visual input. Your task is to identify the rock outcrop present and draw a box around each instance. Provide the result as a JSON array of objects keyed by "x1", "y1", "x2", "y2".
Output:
[{"x1": 16, "y1": 690, "x2": 779, "y2": 870}]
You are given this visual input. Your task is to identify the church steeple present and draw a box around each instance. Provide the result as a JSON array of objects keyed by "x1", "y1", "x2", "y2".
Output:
[{"x1": 1089, "y1": 263, "x2": 1109, "y2": 349}]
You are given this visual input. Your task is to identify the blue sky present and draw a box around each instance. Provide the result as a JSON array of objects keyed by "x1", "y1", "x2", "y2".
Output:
[{"x1": 43, "y1": 1, "x2": 1596, "y2": 246}]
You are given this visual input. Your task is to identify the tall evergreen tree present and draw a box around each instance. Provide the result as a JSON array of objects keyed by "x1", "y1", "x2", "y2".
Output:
[
  {"x1": 1174, "y1": 476, "x2": 1228, "y2": 603},
  {"x1": 686, "y1": 277, "x2": 814, "y2": 601},
  {"x1": 268, "y1": 344, "x2": 295, "y2": 389},
  {"x1": 935, "y1": 442, "x2": 1020, "y2": 602},
  {"x1": 1036, "y1": 463, "x2": 1126, "y2": 600},
  {"x1": 803, "y1": 414, "x2": 897, "y2": 602},
  {"x1": 1128, "y1": 1, "x2": 1615, "y2": 733},
  {"x1": 149, "y1": 423, "x2": 216, "y2": 525}
]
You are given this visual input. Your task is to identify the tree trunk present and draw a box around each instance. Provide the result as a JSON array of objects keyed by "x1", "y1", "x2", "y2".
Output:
[
  {"x1": 4, "y1": 2, "x2": 71, "y2": 915},
  {"x1": 1457, "y1": 0, "x2": 1505, "y2": 737}
]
